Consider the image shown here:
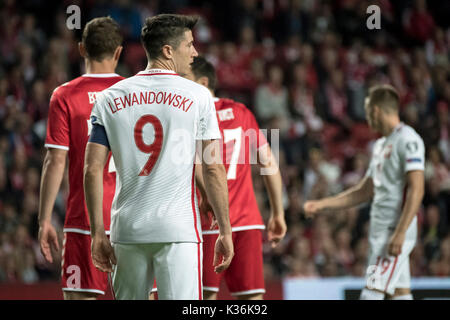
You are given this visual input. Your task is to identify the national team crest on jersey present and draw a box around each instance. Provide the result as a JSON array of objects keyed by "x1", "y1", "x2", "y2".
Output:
[{"x1": 406, "y1": 141, "x2": 418, "y2": 153}]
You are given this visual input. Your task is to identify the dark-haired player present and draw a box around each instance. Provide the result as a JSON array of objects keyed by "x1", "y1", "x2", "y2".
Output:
[
  {"x1": 84, "y1": 14, "x2": 233, "y2": 300},
  {"x1": 188, "y1": 56, "x2": 287, "y2": 300},
  {"x1": 38, "y1": 17, "x2": 124, "y2": 300}
]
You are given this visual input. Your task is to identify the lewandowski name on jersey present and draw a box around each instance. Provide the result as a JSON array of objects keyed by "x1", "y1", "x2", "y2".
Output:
[{"x1": 107, "y1": 90, "x2": 194, "y2": 114}]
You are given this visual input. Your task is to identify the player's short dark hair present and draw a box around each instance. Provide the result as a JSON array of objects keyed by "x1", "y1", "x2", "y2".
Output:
[
  {"x1": 82, "y1": 17, "x2": 123, "y2": 61},
  {"x1": 367, "y1": 84, "x2": 400, "y2": 113},
  {"x1": 190, "y1": 56, "x2": 216, "y2": 90},
  {"x1": 141, "y1": 14, "x2": 198, "y2": 60}
]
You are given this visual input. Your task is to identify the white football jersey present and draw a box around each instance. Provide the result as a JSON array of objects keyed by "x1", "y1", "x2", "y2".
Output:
[
  {"x1": 365, "y1": 123, "x2": 425, "y2": 227},
  {"x1": 90, "y1": 69, "x2": 221, "y2": 244}
]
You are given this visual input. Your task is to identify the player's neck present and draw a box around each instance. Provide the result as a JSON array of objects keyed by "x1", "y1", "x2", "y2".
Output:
[
  {"x1": 381, "y1": 116, "x2": 401, "y2": 137},
  {"x1": 85, "y1": 59, "x2": 117, "y2": 74},
  {"x1": 146, "y1": 59, "x2": 176, "y2": 73}
]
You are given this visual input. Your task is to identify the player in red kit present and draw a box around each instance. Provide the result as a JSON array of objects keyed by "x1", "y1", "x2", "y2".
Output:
[
  {"x1": 189, "y1": 57, "x2": 287, "y2": 300},
  {"x1": 38, "y1": 17, "x2": 124, "y2": 300}
]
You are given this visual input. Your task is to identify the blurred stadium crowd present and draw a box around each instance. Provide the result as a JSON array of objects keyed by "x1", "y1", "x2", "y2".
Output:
[{"x1": 0, "y1": 0, "x2": 449, "y2": 284}]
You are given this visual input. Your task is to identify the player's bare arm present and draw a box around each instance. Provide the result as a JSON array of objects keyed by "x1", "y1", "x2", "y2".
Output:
[
  {"x1": 303, "y1": 176, "x2": 374, "y2": 218},
  {"x1": 84, "y1": 142, "x2": 116, "y2": 273},
  {"x1": 388, "y1": 170, "x2": 424, "y2": 256},
  {"x1": 194, "y1": 145, "x2": 215, "y2": 225},
  {"x1": 201, "y1": 139, "x2": 234, "y2": 273},
  {"x1": 257, "y1": 143, "x2": 287, "y2": 248},
  {"x1": 195, "y1": 163, "x2": 217, "y2": 229},
  {"x1": 38, "y1": 148, "x2": 66, "y2": 263}
]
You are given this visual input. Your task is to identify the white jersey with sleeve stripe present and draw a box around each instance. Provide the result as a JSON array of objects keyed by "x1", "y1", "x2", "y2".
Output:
[
  {"x1": 90, "y1": 69, "x2": 221, "y2": 244},
  {"x1": 365, "y1": 123, "x2": 425, "y2": 227}
]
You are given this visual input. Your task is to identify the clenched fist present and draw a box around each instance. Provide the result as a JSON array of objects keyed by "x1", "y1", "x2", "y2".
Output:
[{"x1": 303, "y1": 200, "x2": 325, "y2": 218}]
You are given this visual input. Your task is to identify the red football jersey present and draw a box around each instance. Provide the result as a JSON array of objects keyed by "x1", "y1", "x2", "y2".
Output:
[
  {"x1": 200, "y1": 98, "x2": 268, "y2": 233},
  {"x1": 45, "y1": 74, "x2": 124, "y2": 233}
]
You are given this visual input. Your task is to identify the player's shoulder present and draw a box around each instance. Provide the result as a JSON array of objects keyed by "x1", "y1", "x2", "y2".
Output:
[
  {"x1": 177, "y1": 76, "x2": 212, "y2": 98},
  {"x1": 397, "y1": 124, "x2": 424, "y2": 143},
  {"x1": 51, "y1": 76, "x2": 84, "y2": 98},
  {"x1": 94, "y1": 76, "x2": 134, "y2": 100},
  {"x1": 52, "y1": 75, "x2": 124, "y2": 98},
  {"x1": 216, "y1": 98, "x2": 252, "y2": 115},
  {"x1": 371, "y1": 136, "x2": 386, "y2": 153}
]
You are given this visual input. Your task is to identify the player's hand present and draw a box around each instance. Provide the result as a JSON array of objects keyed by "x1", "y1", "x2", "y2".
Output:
[
  {"x1": 199, "y1": 196, "x2": 218, "y2": 230},
  {"x1": 303, "y1": 200, "x2": 324, "y2": 218},
  {"x1": 38, "y1": 221, "x2": 60, "y2": 264},
  {"x1": 267, "y1": 215, "x2": 287, "y2": 248},
  {"x1": 388, "y1": 231, "x2": 405, "y2": 257},
  {"x1": 199, "y1": 196, "x2": 213, "y2": 219},
  {"x1": 213, "y1": 234, "x2": 234, "y2": 273},
  {"x1": 91, "y1": 234, "x2": 116, "y2": 273}
]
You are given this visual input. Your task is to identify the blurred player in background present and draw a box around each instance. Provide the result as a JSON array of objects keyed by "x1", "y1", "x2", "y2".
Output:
[
  {"x1": 304, "y1": 85, "x2": 425, "y2": 300},
  {"x1": 189, "y1": 56, "x2": 287, "y2": 300},
  {"x1": 38, "y1": 17, "x2": 124, "y2": 300},
  {"x1": 84, "y1": 14, "x2": 233, "y2": 300}
]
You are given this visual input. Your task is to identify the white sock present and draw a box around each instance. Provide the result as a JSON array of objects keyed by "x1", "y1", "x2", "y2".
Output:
[
  {"x1": 393, "y1": 294, "x2": 413, "y2": 300},
  {"x1": 360, "y1": 288, "x2": 385, "y2": 300}
]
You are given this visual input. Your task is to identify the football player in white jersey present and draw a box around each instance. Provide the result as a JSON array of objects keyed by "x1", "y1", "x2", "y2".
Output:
[
  {"x1": 83, "y1": 14, "x2": 233, "y2": 300},
  {"x1": 304, "y1": 84, "x2": 425, "y2": 300}
]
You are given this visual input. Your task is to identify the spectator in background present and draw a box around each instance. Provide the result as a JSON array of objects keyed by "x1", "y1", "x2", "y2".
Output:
[
  {"x1": 285, "y1": 235, "x2": 319, "y2": 278},
  {"x1": 425, "y1": 27, "x2": 449, "y2": 66},
  {"x1": 301, "y1": 43, "x2": 319, "y2": 91},
  {"x1": 26, "y1": 80, "x2": 48, "y2": 123},
  {"x1": 422, "y1": 204, "x2": 447, "y2": 261},
  {"x1": 216, "y1": 42, "x2": 255, "y2": 101},
  {"x1": 333, "y1": 226, "x2": 354, "y2": 273},
  {"x1": 436, "y1": 101, "x2": 449, "y2": 164},
  {"x1": 318, "y1": 68, "x2": 354, "y2": 131},
  {"x1": 254, "y1": 64, "x2": 291, "y2": 135},
  {"x1": 1, "y1": 201, "x2": 19, "y2": 235},
  {"x1": 12, "y1": 224, "x2": 38, "y2": 283},
  {"x1": 345, "y1": 44, "x2": 375, "y2": 121},
  {"x1": 289, "y1": 61, "x2": 319, "y2": 126},
  {"x1": 274, "y1": 0, "x2": 311, "y2": 43},
  {"x1": 281, "y1": 35, "x2": 302, "y2": 66},
  {"x1": 403, "y1": 0, "x2": 436, "y2": 45},
  {"x1": 429, "y1": 235, "x2": 450, "y2": 277},
  {"x1": 425, "y1": 146, "x2": 450, "y2": 195},
  {"x1": 237, "y1": 25, "x2": 262, "y2": 70},
  {"x1": 341, "y1": 153, "x2": 369, "y2": 189},
  {"x1": 303, "y1": 148, "x2": 341, "y2": 200}
]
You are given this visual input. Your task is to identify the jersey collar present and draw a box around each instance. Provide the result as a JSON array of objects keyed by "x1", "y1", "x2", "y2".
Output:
[
  {"x1": 82, "y1": 73, "x2": 120, "y2": 78},
  {"x1": 393, "y1": 122, "x2": 404, "y2": 133},
  {"x1": 387, "y1": 122, "x2": 404, "y2": 139},
  {"x1": 137, "y1": 69, "x2": 179, "y2": 76}
]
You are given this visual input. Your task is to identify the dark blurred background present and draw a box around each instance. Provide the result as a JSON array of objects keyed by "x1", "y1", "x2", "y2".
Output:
[{"x1": 0, "y1": 0, "x2": 449, "y2": 294}]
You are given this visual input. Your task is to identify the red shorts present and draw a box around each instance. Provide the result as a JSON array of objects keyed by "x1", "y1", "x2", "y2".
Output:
[
  {"x1": 203, "y1": 229, "x2": 265, "y2": 296},
  {"x1": 61, "y1": 232, "x2": 109, "y2": 295}
]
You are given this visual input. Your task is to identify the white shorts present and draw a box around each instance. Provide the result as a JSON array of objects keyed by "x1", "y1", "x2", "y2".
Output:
[
  {"x1": 364, "y1": 217, "x2": 417, "y2": 296},
  {"x1": 111, "y1": 242, "x2": 202, "y2": 300}
]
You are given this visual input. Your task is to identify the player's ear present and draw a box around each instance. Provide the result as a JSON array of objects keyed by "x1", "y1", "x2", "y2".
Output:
[
  {"x1": 113, "y1": 46, "x2": 123, "y2": 62},
  {"x1": 199, "y1": 76, "x2": 209, "y2": 88},
  {"x1": 161, "y1": 44, "x2": 173, "y2": 60},
  {"x1": 79, "y1": 42, "x2": 87, "y2": 58},
  {"x1": 373, "y1": 104, "x2": 381, "y2": 117}
]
